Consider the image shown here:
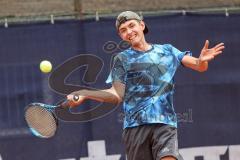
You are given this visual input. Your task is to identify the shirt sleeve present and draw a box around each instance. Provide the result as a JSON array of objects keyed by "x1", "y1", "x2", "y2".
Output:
[
  {"x1": 168, "y1": 44, "x2": 192, "y2": 66},
  {"x1": 106, "y1": 54, "x2": 127, "y2": 84}
]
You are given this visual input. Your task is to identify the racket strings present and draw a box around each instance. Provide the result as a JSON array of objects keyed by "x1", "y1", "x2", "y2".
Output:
[{"x1": 25, "y1": 106, "x2": 57, "y2": 138}]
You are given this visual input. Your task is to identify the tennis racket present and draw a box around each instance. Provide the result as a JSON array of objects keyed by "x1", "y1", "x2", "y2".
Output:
[{"x1": 25, "y1": 95, "x2": 79, "y2": 138}]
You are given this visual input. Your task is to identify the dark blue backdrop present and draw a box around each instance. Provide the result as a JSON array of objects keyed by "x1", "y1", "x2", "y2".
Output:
[{"x1": 0, "y1": 13, "x2": 239, "y2": 160}]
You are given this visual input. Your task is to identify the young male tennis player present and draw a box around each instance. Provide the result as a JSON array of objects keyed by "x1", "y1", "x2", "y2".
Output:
[{"x1": 67, "y1": 11, "x2": 225, "y2": 160}]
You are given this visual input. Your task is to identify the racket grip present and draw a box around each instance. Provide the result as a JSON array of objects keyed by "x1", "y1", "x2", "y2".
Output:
[
  {"x1": 60, "y1": 95, "x2": 80, "y2": 108},
  {"x1": 60, "y1": 100, "x2": 70, "y2": 108}
]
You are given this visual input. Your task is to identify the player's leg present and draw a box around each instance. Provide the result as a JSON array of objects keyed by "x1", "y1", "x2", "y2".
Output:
[
  {"x1": 161, "y1": 156, "x2": 177, "y2": 160},
  {"x1": 122, "y1": 125, "x2": 154, "y2": 160},
  {"x1": 152, "y1": 124, "x2": 184, "y2": 160}
]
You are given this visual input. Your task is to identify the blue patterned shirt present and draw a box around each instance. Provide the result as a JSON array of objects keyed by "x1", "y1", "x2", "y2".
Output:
[{"x1": 106, "y1": 44, "x2": 191, "y2": 129}]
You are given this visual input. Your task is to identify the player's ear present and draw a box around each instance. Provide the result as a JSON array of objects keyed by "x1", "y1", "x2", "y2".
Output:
[{"x1": 140, "y1": 21, "x2": 146, "y2": 32}]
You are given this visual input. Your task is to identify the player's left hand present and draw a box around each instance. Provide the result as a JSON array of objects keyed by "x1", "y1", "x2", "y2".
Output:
[{"x1": 199, "y1": 40, "x2": 225, "y2": 62}]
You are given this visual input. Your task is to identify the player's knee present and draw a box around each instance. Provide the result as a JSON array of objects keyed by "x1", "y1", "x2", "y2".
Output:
[{"x1": 160, "y1": 156, "x2": 177, "y2": 160}]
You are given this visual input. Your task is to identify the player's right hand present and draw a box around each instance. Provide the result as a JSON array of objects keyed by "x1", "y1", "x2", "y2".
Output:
[{"x1": 67, "y1": 94, "x2": 85, "y2": 107}]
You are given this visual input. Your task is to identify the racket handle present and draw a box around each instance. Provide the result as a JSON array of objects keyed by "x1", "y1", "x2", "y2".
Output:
[
  {"x1": 59, "y1": 95, "x2": 80, "y2": 108},
  {"x1": 60, "y1": 100, "x2": 70, "y2": 108},
  {"x1": 60, "y1": 95, "x2": 80, "y2": 108}
]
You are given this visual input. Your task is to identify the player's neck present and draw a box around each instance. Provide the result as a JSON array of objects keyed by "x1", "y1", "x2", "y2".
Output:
[{"x1": 131, "y1": 39, "x2": 151, "y2": 52}]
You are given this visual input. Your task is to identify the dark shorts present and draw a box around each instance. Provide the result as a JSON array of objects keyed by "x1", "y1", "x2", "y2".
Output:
[{"x1": 122, "y1": 123, "x2": 183, "y2": 160}]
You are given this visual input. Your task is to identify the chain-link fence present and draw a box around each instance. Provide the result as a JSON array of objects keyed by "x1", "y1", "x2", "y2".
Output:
[{"x1": 1, "y1": 0, "x2": 240, "y2": 25}]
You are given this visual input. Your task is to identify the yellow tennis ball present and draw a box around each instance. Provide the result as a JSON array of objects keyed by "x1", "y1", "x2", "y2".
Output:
[{"x1": 40, "y1": 60, "x2": 52, "y2": 73}]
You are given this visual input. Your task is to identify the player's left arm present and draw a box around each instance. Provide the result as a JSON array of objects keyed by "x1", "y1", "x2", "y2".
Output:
[{"x1": 181, "y1": 40, "x2": 225, "y2": 72}]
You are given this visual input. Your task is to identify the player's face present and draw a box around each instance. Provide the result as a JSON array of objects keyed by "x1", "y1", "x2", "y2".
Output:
[{"x1": 118, "y1": 20, "x2": 145, "y2": 46}]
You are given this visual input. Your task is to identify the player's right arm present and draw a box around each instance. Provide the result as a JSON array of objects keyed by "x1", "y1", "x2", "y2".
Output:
[{"x1": 67, "y1": 81, "x2": 125, "y2": 107}]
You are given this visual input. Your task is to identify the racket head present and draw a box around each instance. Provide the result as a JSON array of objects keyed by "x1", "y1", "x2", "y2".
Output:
[{"x1": 25, "y1": 103, "x2": 58, "y2": 138}]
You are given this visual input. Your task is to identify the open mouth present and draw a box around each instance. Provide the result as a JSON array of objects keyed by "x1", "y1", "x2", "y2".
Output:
[{"x1": 129, "y1": 34, "x2": 137, "y2": 41}]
